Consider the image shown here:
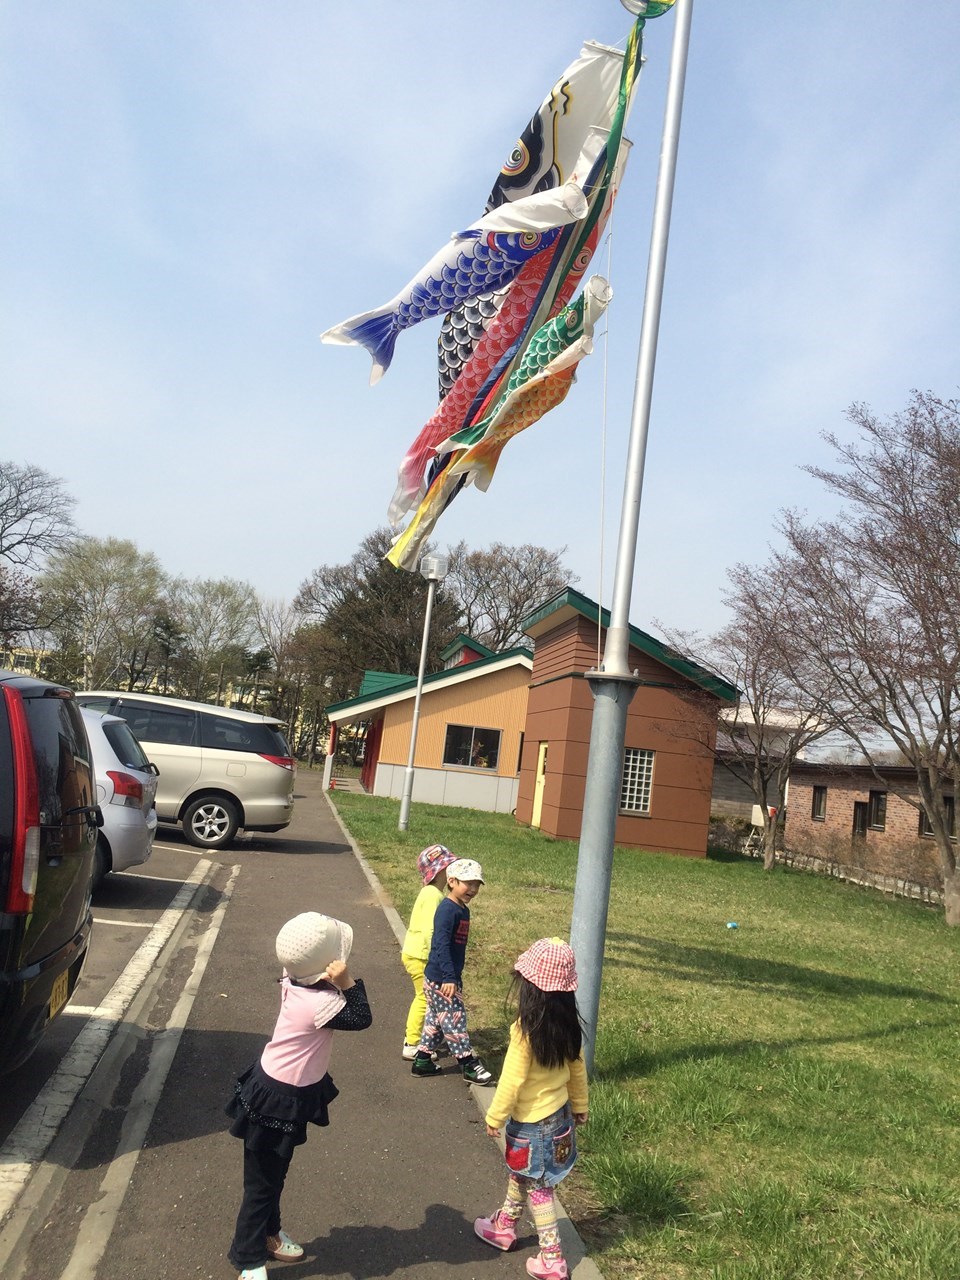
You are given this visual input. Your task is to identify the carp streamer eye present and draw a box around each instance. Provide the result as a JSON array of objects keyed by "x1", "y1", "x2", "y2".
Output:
[
  {"x1": 519, "y1": 232, "x2": 542, "y2": 249},
  {"x1": 502, "y1": 142, "x2": 530, "y2": 176}
]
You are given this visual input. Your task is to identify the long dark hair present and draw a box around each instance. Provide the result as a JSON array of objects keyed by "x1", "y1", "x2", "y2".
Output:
[{"x1": 512, "y1": 973, "x2": 583, "y2": 1069}]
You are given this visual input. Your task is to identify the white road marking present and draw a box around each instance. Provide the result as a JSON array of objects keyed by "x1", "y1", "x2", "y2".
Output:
[
  {"x1": 0, "y1": 859, "x2": 212, "y2": 1220},
  {"x1": 58, "y1": 862, "x2": 241, "y2": 1280},
  {"x1": 91, "y1": 917, "x2": 155, "y2": 928}
]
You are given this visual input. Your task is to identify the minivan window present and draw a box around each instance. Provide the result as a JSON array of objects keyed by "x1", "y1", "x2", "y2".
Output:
[
  {"x1": 102, "y1": 720, "x2": 150, "y2": 770},
  {"x1": 24, "y1": 695, "x2": 92, "y2": 821},
  {"x1": 200, "y1": 714, "x2": 290, "y2": 757},
  {"x1": 116, "y1": 703, "x2": 199, "y2": 747}
]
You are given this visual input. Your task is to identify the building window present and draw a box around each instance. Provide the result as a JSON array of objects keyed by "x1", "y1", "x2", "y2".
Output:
[
  {"x1": 620, "y1": 747, "x2": 655, "y2": 814},
  {"x1": 919, "y1": 796, "x2": 956, "y2": 839},
  {"x1": 811, "y1": 786, "x2": 827, "y2": 821},
  {"x1": 867, "y1": 790, "x2": 887, "y2": 831},
  {"x1": 442, "y1": 724, "x2": 501, "y2": 770}
]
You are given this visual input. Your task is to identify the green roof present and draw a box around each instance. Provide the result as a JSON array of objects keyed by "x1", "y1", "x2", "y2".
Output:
[
  {"x1": 521, "y1": 586, "x2": 738, "y2": 704},
  {"x1": 326, "y1": 645, "x2": 533, "y2": 717},
  {"x1": 358, "y1": 670, "x2": 408, "y2": 698}
]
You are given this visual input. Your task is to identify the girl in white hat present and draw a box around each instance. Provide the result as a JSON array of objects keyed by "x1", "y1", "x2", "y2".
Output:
[
  {"x1": 225, "y1": 912, "x2": 372, "y2": 1280},
  {"x1": 474, "y1": 938, "x2": 588, "y2": 1280}
]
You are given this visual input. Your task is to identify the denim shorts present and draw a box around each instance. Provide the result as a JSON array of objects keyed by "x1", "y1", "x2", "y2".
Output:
[{"x1": 503, "y1": 1102, "x2": 577, "y2": 1188}]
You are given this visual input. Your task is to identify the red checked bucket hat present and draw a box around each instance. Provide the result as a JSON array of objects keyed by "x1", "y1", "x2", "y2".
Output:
[
  {"x1": 515, "y1": 937, "x2": 578, "y2": 992},
  {"x1": 417, "y1": 843, "x2": 457, "y2": 886}
]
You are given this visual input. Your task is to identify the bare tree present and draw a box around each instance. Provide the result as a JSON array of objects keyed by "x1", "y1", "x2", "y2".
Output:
[
  {"x1": 779, "y1": 391, "x2": 960, "y2": 923},
  {"x1": 0, "y1": 566, "x2": 42, "y2": 654},
  {"x1": 167, "y1": 577, "x2": 257, "y2": 701},
  {"x1": 40, "y1": 537, "x2": 166, "y2": 689},
  {"x1": 0, "y1": 461, "x2": 76, "y2": 567},
  {"x1": 446, "y1": 541, "x2": 575, "y2": 651},
  {"x1": 662, "y1": 560, "x2": 848, "y2": 868}
]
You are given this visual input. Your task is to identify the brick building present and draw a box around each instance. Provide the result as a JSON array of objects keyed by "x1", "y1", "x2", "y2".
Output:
[
  {"x1": 786, "y1": 761, "x2": 949, "y2": 896},
  {"x1": 515, "y1": 588, "x2": 737, "y2": 857}
]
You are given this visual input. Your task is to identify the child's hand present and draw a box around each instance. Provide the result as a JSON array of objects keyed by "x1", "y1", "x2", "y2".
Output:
[
  {"x1": 485, "y1": 1124, "x2": 501, "y2": 1137},
  {"x1": 573, "y1": 1111, "x2": 588, "y2": 1126},
  {"x1": 440, "y1": 981, "x2": 456, "y2": 998},
  {"x1": 323, "y1": 960, "x2": 354, "y2": 990}
]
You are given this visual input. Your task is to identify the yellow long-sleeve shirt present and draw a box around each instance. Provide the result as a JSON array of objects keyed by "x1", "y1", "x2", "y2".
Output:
[
  {"x1": 485, "y1": 1020, "x2": 589, "y2": 1128},
  {"x1": 401, "y1": 884, "x2": 444, "y2": 961}
]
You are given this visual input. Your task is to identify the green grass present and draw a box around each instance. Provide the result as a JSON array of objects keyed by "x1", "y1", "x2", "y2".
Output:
[{"x1": 330, "y1": 792, "x2": 960, "y2": 1279}]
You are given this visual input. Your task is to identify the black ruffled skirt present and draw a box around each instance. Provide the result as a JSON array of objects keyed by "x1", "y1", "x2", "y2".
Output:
[{"x1": 225, "y1": 1060, "x2": 340, "y2": 1159}]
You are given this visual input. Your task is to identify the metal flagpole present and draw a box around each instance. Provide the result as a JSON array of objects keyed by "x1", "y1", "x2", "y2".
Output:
[{"x1": 569, "y1": 0, "x2": 695, "y2": 1073}]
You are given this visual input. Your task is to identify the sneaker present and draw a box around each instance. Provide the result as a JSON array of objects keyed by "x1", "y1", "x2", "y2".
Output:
[
  {"x1": 410, "y1": 1053, "x2": 442, "y2": 1077},
  {"x1": 474, "y1": 1213, "x2": 517, "y2": 1251},
  {"x1": 238, "y1": 1269, "x2": 268, "y2": 1280},
  {"x1": 402, "y1": 1042, "x2": 437, "y2": 1061},
  {"x1": 266, "y1": 1229, "x2": 304, "y2": 1260},
  {"x1": 460, "y1": 1056, "x2": 496, "y2": 1085},
  {"x1": 526, "y1": 1252, "x2": 568, "y2": 1280}
]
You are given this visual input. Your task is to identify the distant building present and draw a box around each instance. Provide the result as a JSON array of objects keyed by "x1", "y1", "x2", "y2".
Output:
[{"x1": 786, "y1": 761, "x2": 946, "y2": 901}]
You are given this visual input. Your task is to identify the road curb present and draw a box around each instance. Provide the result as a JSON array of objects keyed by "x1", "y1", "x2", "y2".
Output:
[{"x1": 322, "y1": 791, "x2": 606, "y2": 1280}]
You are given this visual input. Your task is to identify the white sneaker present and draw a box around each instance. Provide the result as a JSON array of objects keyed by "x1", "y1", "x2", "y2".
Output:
[{"x1": 402, "y1": 1042, "x2": 437, "y2": 1060}]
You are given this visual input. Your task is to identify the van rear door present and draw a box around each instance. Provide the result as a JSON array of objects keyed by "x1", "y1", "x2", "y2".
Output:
[{"x1": 18, "y1": 690, "x2": 96, "y2": 969}]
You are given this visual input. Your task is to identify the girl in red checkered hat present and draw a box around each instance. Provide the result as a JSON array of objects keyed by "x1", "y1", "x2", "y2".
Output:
[{"x1": 474, "y1": 937, "x2": 589, "y2": 1280}]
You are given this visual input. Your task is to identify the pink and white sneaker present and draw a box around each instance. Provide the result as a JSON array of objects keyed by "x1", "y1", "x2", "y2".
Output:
[
  {"x1": 525, "y1": 1251, "x2": 568, "y2": 1279},
  {"x1": 473, "y1": 1212, "x2": 517, "y2": 1251}
]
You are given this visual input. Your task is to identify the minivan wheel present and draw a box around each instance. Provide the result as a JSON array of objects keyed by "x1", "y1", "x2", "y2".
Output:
[{"x1": 182, "y1": 796, "x2": 240, "y2": 849}]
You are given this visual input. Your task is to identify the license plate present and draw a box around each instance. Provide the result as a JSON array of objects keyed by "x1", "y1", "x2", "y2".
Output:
[{"x1": 48, "y1": 970, "x2": 70, "y2": 1020}]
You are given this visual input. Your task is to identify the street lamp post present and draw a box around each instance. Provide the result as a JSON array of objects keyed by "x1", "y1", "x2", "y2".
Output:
[{"x1": 398, "y1": 553, "x2": 450, "y2": 832}]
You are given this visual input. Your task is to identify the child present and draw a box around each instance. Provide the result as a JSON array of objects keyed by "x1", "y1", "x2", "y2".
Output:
[
  {"x1": 400, "y1": 843, "x2": 457, "y2": 1059},
  {"x1": 410, "y1": 856, "x2": 495, "y2": 1085},
  {"x1": 474, "y1": 938, "x2": 588, "y2": 1280},
  {"x1": 225, "y1": 911, "x2": 372, "y2": 1280}
]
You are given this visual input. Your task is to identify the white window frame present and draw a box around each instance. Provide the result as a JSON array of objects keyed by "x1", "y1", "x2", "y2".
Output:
[{"x1": 620, "y1": 747, "x2": 655, "y2": 814}]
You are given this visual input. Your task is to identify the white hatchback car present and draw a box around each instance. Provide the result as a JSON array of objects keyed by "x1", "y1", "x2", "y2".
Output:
[{"x1": 81, "y1": 707, "x2": 159, "y2": 887}]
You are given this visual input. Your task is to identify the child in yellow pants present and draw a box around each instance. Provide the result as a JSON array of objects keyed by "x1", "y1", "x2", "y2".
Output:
[{"x1": 400, "y1": 844, "x2": 457, "y2": 1059}]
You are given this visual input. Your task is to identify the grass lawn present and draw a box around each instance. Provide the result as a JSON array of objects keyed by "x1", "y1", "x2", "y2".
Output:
[{"x1": 330, "y1": 792, "x2": 960, "y2": 1280}]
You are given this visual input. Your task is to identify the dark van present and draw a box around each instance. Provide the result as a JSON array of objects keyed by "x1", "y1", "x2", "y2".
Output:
[{"x1": 0, "y1": 672, "x2": 98, "y2": 1075}]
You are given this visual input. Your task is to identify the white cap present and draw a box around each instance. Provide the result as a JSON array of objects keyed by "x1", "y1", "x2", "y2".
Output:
[
  {"x1": 445, "y1": 858, "x2": 484, "y2": 884},
  {"x1": 275, "y1": 912, "x2": 354, "y2": 985}
]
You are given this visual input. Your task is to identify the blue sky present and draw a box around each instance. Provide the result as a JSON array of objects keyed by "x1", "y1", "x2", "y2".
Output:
[{"x1": 2, "y1": 1, "x2": 958, "y2": 636}]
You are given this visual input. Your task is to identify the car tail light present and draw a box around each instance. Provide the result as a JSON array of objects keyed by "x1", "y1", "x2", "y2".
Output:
[
  {"x1": 258, "y1": 754, "x2": 295, "y2": 771},
  {"x1": 107, "y1": 770, "x2": 144, "y2": 807},
  {"x1": 3, "y1": 686, "x2": 41, "y2": 913}
]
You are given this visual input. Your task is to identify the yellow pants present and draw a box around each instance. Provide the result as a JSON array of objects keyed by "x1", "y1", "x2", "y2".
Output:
[{"x1": 402, "y1": 953, "x2": 428, "y2": 1046}]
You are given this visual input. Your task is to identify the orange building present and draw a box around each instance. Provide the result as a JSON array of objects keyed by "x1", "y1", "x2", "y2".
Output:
[{"x1": 324, "y1": 640, "x2": 532, "y2": 814}]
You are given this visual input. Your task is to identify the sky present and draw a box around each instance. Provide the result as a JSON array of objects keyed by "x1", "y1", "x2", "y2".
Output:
[{"x1": 2, "y1": 1, "x2": 958, "y2": 639}]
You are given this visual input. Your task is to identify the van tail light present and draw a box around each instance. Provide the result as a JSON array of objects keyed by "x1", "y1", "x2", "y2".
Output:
[
  {"x1": 106, "y1": 770, "x2": 144, "y2": 807},
  {"x1": 259, "y1": 754, "x2": 295, "y2": 771},
  {"x1": 3, "y1": 686, "x2": 41, "y2": 913}
]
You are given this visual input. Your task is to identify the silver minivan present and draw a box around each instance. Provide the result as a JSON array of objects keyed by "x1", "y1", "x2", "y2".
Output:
[{"x1": 74, "y1": 692, "x2": 295, "y2": 849}]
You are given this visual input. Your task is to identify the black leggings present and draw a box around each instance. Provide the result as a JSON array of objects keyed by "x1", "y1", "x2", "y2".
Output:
[{"x1": 228, "y1": 1146, "x2": 294, "y2": 1269}]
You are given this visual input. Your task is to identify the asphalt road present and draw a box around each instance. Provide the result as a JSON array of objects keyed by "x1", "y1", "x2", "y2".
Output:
[{"x1": 0, "y1": 770, "x2": 590, "y2": 1280}]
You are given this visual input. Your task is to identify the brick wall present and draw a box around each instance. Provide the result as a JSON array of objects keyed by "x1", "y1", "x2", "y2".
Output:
[{"x1": 787, "y1": 770, "x2": 945, "y2": 892}]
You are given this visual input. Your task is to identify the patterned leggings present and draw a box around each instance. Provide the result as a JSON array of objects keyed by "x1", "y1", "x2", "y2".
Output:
[
  {"x1": 498, "y1": 1173, "x2": 562, "y2": 1262},
  {"x1": 418, "y1": 977, "x2": 473, "y2": 1058}
]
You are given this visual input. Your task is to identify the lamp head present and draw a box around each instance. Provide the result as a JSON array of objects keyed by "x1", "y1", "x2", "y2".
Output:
[{"x1": 419, "y1": 554, "x2": 449, "y2": 583}]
